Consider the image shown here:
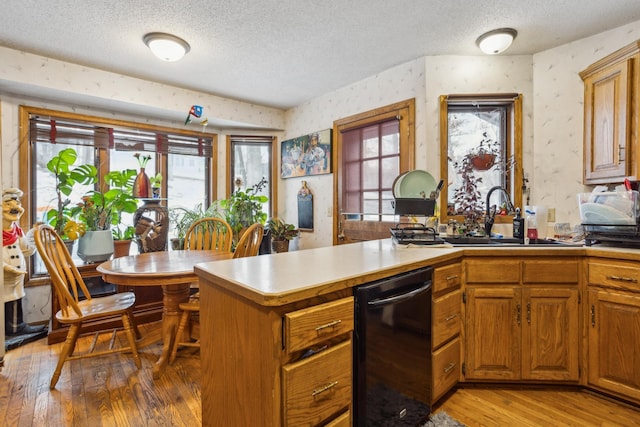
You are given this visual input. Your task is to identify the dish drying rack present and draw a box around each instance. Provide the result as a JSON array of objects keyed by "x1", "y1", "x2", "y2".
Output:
[
  {"x1": 390, "y1": 223, "x2": 445, "y2": 245},
  {"x1": 582, "y1": 223, "x2": 640, "y2": 247}
]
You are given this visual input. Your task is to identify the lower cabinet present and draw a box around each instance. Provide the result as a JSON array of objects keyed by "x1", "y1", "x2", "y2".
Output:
[
  {"x1": 282, "y1": 298, "x2": 354, "y2": 426},
  {"x1": 200, "y1": 285, "x2": 354, "y2": 427},
  {"x1": 588, "y1": 259, "x2": 640, "y2": 402},
  {"x1": 431, "y1": 262, "x2": 462, "y2": 402},
  {"x1": 463, "y1": 258, "x2": 580, "y2": 382},
  {"x1": 282, "y1": 340, "x2": 352, "y2": 426}
]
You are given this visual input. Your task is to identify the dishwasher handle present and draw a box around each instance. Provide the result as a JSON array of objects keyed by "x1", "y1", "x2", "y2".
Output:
[{"x1": 367, "y1": 281, "x2": 432, "y2": 307}]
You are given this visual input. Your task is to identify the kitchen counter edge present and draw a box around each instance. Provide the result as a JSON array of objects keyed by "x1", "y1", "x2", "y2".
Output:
[{"x1": 194, "y1": 239, "x2": 639, "y2": 307}]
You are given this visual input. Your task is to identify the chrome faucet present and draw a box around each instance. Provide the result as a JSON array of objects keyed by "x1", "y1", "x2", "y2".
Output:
[{"x1": 484, "y1": 186, "x2": 515, "y2": 237}]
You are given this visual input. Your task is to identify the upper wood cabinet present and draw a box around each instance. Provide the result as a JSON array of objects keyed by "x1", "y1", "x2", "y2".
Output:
[{"x1": 580, "y1": 40, "x2": 640, "y2": 184}]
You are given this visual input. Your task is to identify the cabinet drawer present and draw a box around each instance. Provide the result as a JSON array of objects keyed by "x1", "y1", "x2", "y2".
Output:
[
  {"x1": 432, "y1": 289, "x2": 461, "y2": 349},
  {"x1": 282, "y1": 340, "x2": 352, "y2": 427},
  {"x1": 285, "y1": 297, "x2": 354, "y2": 353},
  {"x1": 589, "y1": 261, "x2": 640, "y2": 291},
  {"x1": 433, "y1": 263, "x2": 462, "y2": 294},
  {"x1": 324, "y1": 410, "x2": 350, "y2": 427},
  {"x1": 432, "y1": 337, "x2": 460, "y2": 403},
  {"x1": 465, "y1": 259, "x2": 521, "y2": 284},
  {"x1": 523, "y1": 260, "x2": 579, "y2": 284}
]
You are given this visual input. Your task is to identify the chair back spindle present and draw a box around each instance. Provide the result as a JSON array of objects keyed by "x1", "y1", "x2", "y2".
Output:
[{"x1": 183, "y1": 217, "x2": 233, "y2": 252}]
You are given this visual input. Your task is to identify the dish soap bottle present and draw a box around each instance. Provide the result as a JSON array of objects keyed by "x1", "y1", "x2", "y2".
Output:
[{"x1": 513, "y1": 207, "x2": 524, "y2": 241}]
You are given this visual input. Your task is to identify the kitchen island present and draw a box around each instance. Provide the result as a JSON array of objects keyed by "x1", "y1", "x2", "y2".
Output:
[{"x1": 194, "y1": 239, "x2": 639, "y2": 426}]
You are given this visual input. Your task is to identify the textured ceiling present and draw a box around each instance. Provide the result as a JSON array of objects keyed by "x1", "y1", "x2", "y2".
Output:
[{"x1": 1, "y1": 0, "x2": 640, "y2": 111}]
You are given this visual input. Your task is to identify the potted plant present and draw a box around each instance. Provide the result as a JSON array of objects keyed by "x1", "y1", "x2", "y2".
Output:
[
  {"x1": 168, "y1": 204, "x2": 207, "y2": 250},
  {"x1": 451, "y1": 155, "x2": 485, "y2": 232},
  {"x1": 209, "y1": 177, "x2": 269, "y2": 246},
  {"x1": 44, "y1": 147, "x2": 97, "y2": 244},
  {"x1": 112, "y1": 224, "x2": 136, "y2": 257},
  {"x1": 266, "y1": 217, "x2": 298, "y2": 253},
  {"x1": 75, "y1": 169, "x2": 139, "y2": 262},
  {"x1": 467, "y1": 132, "x2": 501, "y2": 171},
  {"x1": 150, "y1": 173, "x2": 162, "y2": 198},
  {"x1": 103, "y1": 167, "x2": 139, "y2": 257}
]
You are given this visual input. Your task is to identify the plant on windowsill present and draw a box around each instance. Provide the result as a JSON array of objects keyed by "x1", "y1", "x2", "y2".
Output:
[
  {"x1": 266, "y1": 217, "x2": 298, "y2": 253},
  {"x1": 44, "y1": 147, "x2": 98, "y2": 243},
  {"x1": 209, "y1": 177, "x2": 269, "y2": 246},
  {"x1": 168, "y1": 204, "x2": 208, "y2": 250},
  {"x1": 452, "y1": 154, "x2": 486, "y2": 233},
  {"x1": 149, "y1": 173, "x2": 162, "y2": 198},
  {"x1": 75, "y1": 168, "x2": 139, "y2": 262}
]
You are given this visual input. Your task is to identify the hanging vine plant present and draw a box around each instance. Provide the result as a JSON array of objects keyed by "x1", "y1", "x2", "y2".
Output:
[
  {"x1": 467, "y1": 132, "x2": 501, "y2": 171},
  {"x1": 452, "y1": 155, "x2": 485, "y2": 227}
]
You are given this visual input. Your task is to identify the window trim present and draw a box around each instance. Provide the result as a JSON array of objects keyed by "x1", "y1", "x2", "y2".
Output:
[
  {"x1": 225, "y1": 134, "x2": 278, "y2": 218},
  {"x1": 333, "y1": 99, "x2": 416, "y2": 244},
  {"x1": 439, "y1": 94, "x2": 523, "y2": 225},
  {"x1": 18, "y1": 105, "x2": 218, "y2": 285}
]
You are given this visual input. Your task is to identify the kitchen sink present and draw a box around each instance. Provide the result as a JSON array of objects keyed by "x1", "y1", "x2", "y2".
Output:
[{"x1": 443, "y1": 236, "x2": 570, "y2": 246}]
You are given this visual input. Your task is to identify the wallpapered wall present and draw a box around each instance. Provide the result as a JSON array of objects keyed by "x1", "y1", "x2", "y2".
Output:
[
  {"x1": 532, "y1": 22, "x2": 640, "y2": 224},
  {"x1": 285, "y1": 19, "x2": 640, "y2": 249}
]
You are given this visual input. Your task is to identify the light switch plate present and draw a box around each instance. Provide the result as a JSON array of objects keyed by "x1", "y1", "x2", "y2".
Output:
[{"x1": 547, "y1": 208, "x2": 556, "y2": 222}]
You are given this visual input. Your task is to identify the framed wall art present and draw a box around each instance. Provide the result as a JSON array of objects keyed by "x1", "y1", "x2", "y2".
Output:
[{"x1": 281, "y1": 129, "x2": 332, "y2": 178}]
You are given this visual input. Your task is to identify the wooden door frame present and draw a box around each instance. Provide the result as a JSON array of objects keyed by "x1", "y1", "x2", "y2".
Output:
[{"x1": 332, "y1": 99, "x2": 416, "y2": 245}]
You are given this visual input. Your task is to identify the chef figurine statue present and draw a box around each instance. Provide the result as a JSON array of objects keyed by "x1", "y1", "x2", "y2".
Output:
[{"x1": 3, "y1": 188, "x2": 46, "y2": 340}]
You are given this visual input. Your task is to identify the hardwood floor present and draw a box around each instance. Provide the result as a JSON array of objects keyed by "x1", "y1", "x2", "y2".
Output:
[
  {"x1": 1, "y1": 321, "x2": 201, "y2": 427},
  {"x1": 434, "y1": 385, "x2": 640, "y2": 426},
  {"x1": 2, "y1": 321, "x2": 640, "y2": 426}
]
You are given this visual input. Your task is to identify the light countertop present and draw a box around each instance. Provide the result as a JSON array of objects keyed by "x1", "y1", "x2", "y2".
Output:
[{"x1": 194, "y1": 239, "x2": 640, "y2": 307}]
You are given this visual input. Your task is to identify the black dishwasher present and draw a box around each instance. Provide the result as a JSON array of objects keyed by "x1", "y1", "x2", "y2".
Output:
[{"x1": 353, "y1": 267, "x2": 433, "y2": 426}]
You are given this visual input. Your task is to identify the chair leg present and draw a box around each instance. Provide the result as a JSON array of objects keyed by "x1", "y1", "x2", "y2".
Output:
[
  {"x1": 50, "y1": 323, "x2": 81, "y2": 389},
  {"x1": 122, "y1": 313, "x2": 142, "y2": 369},
  {"x1": 128, "y1": 308, "x2": 142, "y2": 340},
  {"x1": 170, "y1": 309, "x2": 191, "y2": 364}
]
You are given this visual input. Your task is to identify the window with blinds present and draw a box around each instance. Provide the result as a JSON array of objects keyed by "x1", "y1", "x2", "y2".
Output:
[
  {"x1": 23, "y1": 109, "x2": 217, "y2": 275},
  {"x1": 342, "y1": 119, "x2": 400, "y2": 221}
]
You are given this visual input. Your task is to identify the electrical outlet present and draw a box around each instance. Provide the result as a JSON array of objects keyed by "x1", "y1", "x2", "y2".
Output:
[{"x1": 547, "y1": 208, "x2": 556, "y2": 222}]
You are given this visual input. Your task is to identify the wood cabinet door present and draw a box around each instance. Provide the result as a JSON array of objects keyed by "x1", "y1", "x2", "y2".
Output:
[
  {"x1": 522, "y1": 287, "x2": 580, "y2": 381},
  {"x1": 588, "y1": 289, "x2": 640, "y2": 401},
  {"x1": 464, "y1": 286, "x2": 521, "y2": 380},
  {"x1": 583, "y1": 59, "x2": 631, "y2": 184}
]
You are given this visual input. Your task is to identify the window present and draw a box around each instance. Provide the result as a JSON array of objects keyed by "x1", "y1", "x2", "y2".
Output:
[
  {"x1": 334, "y1": 99, "x2": 415, "y2": 244},
  {"x1": 20, "y1": 106, "x2": 216, "y2": 279},
  {"x1": 342, "y1": 120, "x2": 400, "y2": 221},
  {"x1": 228, "y1": 135, "x2": 276, "y2": 219},
  {"x1": 439, "y1": 94, "x2": 523, "y2": 226}
]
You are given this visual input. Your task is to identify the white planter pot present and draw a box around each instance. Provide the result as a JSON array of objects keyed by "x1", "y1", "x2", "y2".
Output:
[{"x1": 78, "y1": 230, "x2": 114, "y2": 263}]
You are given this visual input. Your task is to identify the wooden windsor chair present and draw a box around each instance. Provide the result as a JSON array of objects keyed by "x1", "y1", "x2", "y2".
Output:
[
  {"x1": 169, "y1": 222, "x2": 264, "y2": 364},
  {"x1": 33, "y1": 224, "x2": 142, "y2": 389}
]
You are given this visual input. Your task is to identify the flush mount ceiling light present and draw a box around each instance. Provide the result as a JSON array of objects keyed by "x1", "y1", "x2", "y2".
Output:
[
  {"x1": 143, "y1": 32, "x2": 190, "y2": 62},
  {"x1": 476, "y1": 28, "x2": 517, "y2": 55}
]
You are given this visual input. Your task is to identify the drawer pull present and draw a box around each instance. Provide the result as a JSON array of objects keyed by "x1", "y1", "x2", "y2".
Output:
[
  {"x1": 443, "y1": 363, "x2": 456, "y2": 374},
  {"x1": 606, "y1": 275, "x2": 638, "y2": 283},
  {"x1": 312, "y1": 380, "x2": 338, "y2": 397},
  {"x1": 314, "y1": 319, "x2": 342, "y2": 332},
  {"x1": 445, "y1": 313, "x2": 459, "y2": 322},
  {"x1": 445, "y1": 275, "x2": 459, "y2": 281}
]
